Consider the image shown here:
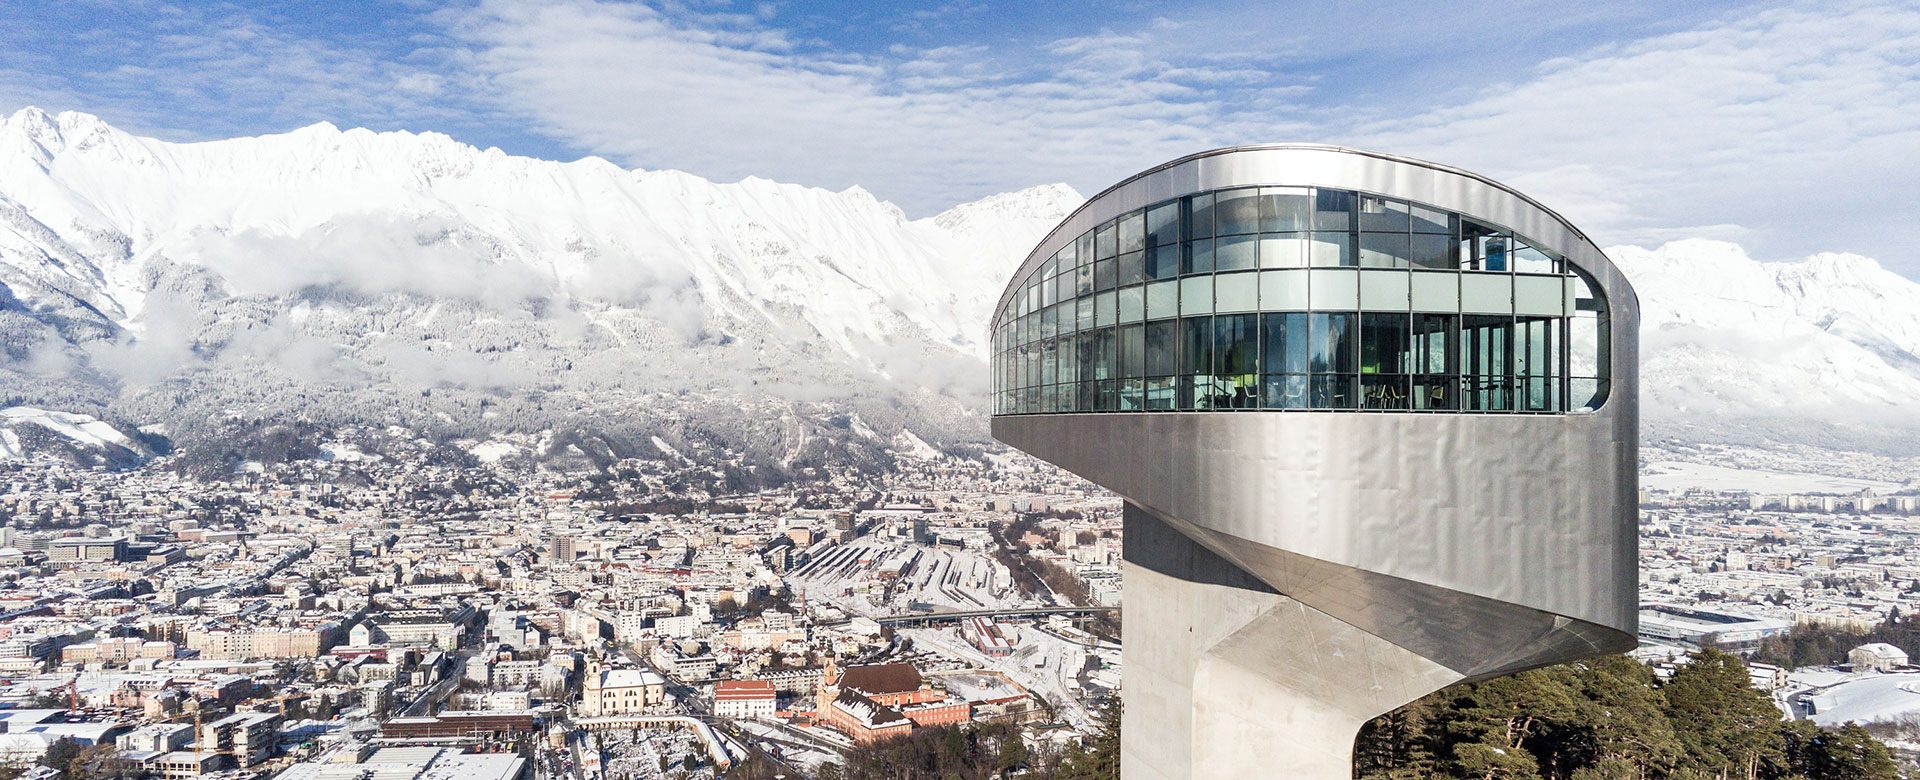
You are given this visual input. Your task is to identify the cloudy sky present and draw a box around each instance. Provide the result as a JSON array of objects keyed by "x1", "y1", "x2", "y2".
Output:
[{"x1": 4, "y1": 0, "x2": 1916, "y2": 273}]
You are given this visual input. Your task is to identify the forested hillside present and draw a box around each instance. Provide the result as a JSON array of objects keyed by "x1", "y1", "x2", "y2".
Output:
[{"x1": 1354, "y1": 650, "x2": 1897, "y2": 780}]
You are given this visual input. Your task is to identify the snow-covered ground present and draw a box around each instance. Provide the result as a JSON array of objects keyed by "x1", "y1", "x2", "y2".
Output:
[
  {"x1": 1802, "y1": 672, "x2": 1920, "y2": 726},
  {"x1": 903, "y1": 623, "x2": 1099, "y2": 732},
  {"x1": 1640, "y1": 461, "x2": 1904, "y2": 494},
  {"x1": 0, "y1": 406, "x2": 141, "y2": 458}
]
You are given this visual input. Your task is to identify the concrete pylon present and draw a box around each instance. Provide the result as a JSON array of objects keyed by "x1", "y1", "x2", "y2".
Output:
[{"x1": 1122, "y1": 505, "x2": 1461, "y2": 780}]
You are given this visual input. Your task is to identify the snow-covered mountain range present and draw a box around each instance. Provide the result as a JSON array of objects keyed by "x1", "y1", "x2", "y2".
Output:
[{"x1": 1, "y1": 107, "x2": 1917, "y2": 473}]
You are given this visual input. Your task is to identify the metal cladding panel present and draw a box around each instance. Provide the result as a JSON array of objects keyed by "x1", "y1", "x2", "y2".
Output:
[{"x1": 995, "y1": 408, "x2": 1637, "y2": 636}]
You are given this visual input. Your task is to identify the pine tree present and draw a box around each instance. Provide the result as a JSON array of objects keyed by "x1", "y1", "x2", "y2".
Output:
[
  {"x1": 1662, "y1": 649, "x2": 1782, "y2": 780},
  {"x1": 1572, "y1": 655, "x2": 1682, "y2": 780}
]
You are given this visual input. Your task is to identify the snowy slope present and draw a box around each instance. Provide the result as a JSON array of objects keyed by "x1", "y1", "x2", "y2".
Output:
[
  {"x1": 0, "y1": 107, "x2": 1078, "y2": 472},
  {"x1": 3, "y1": 108, "x2": 1920, "y2": 469},
  {"x1": 1611, "y1": 240, "x2": 1920, "y2": 447}
]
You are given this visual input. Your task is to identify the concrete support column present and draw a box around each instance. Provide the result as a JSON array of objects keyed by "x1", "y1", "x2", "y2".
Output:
[{"x1": 1122, "y1": 504, "x2": 1461, "y2": 780}]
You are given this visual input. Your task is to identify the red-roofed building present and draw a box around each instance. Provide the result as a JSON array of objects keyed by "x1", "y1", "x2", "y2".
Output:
[
  {"x1": 815, "y1": 658, "x2": 971, "y2": 743},
  {"x1": 712, "y1": 680, "x2": 777, "y2": 719}
]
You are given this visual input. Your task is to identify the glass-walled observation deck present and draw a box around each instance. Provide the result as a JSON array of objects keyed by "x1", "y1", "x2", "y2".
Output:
[{"x1": 990, "y1": 185, "x2": 1611, "y2": 415}]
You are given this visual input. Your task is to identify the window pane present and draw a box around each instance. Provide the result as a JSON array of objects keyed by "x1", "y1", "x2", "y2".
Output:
[
  {"x1": 1411, "y1": 314, "x2": 1456, "y2": 376},
  {"x1": 1076, "y1": 296, "x2": 1094, "y2": 331},
  {"x1": 1413, "y1": 376, "x2": 1457, "y2": 410},
  {"x1": 1216, "y1": 235, "x2": 1258, "y2": 271},
  {"x1": 1075, "y1": 260, "x2": 1094, "y2": 296},
  {"x1": 1119, "y1": 323, "x2": 1145, "y2": 379},
  {"x1": 1410, "y1": 204, "x2": 1452, "y2": 234},
  {"x1": 1145, "y1": 320, "x2": 1177, "y2": 377},
  {"x1": 1263, "y1": 374, "x2": 1309, "y2": 409},
  {"x1": 1478, "y1": 234, "x2": 1510, "y2": 272},
  {"x1": 1042, "y1": 256, "x2": 1058, "y2": 280},
  {"x1": 1310, "y1": 232, "x2": 1352, "y2": 266},
  {"x1": 1146, "y1": 244, "x2": 1181, "y2": 280},
  {"x1": 1058, "y1": 235, "x2": 1079, "y2": 269},
  {"x1": 1077, "y1": 230, "x2": 1095, "y2": 269},
  {"x1": 1076, "y1": 332, "x2": 1096, "y2": 383},
  {"x1": 1309, "y1": 269, "x2": 1359, "y2": 310},
  {"x1": 1148, "y1": 202, "x2": 1180, "y2": 247},
  {"x1": 1259, "y1": 269, "x2": 1309, "y2": 310},
  {"x1": 1515, "y1": 275, "x2": 1565, "y2": 316},
  {"x1": 1117, "y1": 250, "x2": 1145, "y2": 286},
  {"x1": 1180, "y1": 316, "x2": 1213, "y2": 376},
  {"x1": 1359, "y1": 269, "x2": 1411, "y2": 310},
  {"x1": 1309, "y1": 312, "x2": 1355, "y2": 373},
  {"x1": 1043, "y1": 274, "x2": 1060, "y2": 306},
  {"x1": 1180, "y1": 276, "x2": 1213, "y2": 316},
  {"x1": 1410, "y1": 233, "x2": 1453, "y2": 269},
  {"x1": 1185, "y1": 239, "x2": 1215, "y2": 275},
  {"x1": 1259, "y1": 187, "x2": 1312, "y2": 232},
  {"x1": 1041, "y1": 305, "x2": 1058, "y2": 340},
  {"x1": 1461, "y1": 314, "x2": 1512, "y2": 411},
  {"x1": 1514, "y1": 241, "x2": 1555, "y2": 274},
  {"x1": 1259, "y1": 234, "x2": 1306, "y2": 268},
  {"x1": 1461, "y1": 273, "x2": 1512, "y2": 313},
  {"x1": 1362, "y1": 375, "x2": 1409, "y2": 409},
  {"x1": 1118, "y1": 284, "x2": 1145, "y2": 323},
  {"x1": 1060, "y1": 333, "x2": 1078, "y2": 385},
  {"x1": 1145, "y1": 376, "x2": 1176, "y2": 410},
  {"x1": 1411, "y1": 271, "x2": 1459, "y2": 311},
  {"x1": 1359, "y1": 232, "x2": 1411, "y2": 268},
  {"x1": 1146, "y1": 279, "x2": 1179, "y2": 320},
  {"x1": 1119, "y1": 211, "x2": 1146, "y2": 254},
  {"x1": 1262, "y1": 312, "x2": 1310, "y2": 374},
  {"x1": 1095, "y1": 291, "x2": 1117, "y2": 327},
  {"x1": 1360, "y1": 312, "x2": 1410, "y2": 378},
  {"x1": 1054, "y1": 273, "x2": 1072, "y2": 306},
  {"x1": 1358, "y1": 196, "x2": 1410, "y2": 232},
  {"x1": 1120, "y1": 378, "x2": 1143, "y2": 411},
  {"x1": 1041, "y1": 338, "x2": 1057, "y2": 385},
  {"x1": 1215, "y1": 314, "x2": 1260, "y2": 409},
  {"x1": 1094, "y1": 257, "x2": 1117, "y2": 292},
  {"x1": 1092, "y1": 327, "x2": 1116, "y2": 381},
  {"x1": 1096, "y1": 220, "x2": 1119, "y2": 260},
  {"x1": 1314, "y1": 189, "x2": 1353, "y2": 231},
  {"x1": 1214, "y1": 271, "x2": 1258, "y2": 313},
  {"x1": 1514, "y1": 317, "x2": 1558, "y2": 385},
  {"x1": 1177, "y1": 375, "x2": 1205, "y2": 410},
  {"x1": 1310, "y1": 375, "x2": 1355, "y2": 408},
  {"x1": 1187, "y1": 193, "x2": 1215, "y2": 239},
  {"x1": 1215, "y1": 189, "x2": 1260, "y2": 235}
]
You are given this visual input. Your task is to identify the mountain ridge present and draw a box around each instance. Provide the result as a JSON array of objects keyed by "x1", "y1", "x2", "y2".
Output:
[{"x1": 2, "y1": 108, "x2": 1918, "y2": 474}]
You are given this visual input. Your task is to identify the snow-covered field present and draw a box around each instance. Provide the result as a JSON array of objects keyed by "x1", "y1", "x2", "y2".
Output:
[
  {"x1": 1807, "y1": 673, "x2": 1920, "y2": 726},
  {"x1": 1640, "y1": 461, "x2": 1904, "y2": 494},
  {"x1": 902, "y1": 622, "x2": 1108, "y2": 733}
]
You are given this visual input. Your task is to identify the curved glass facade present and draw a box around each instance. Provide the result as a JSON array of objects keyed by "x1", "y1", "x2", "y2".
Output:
[{"x1": 992, "y1": 186, "x2": 1611, "y2": 415}]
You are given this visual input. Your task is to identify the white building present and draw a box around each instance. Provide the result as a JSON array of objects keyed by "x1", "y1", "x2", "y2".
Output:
[
  {"x1": 712, "y1": 680, "x2": 776, "y2": 719},
  {"x1": 1850, "y1": 642, "x2": 1908, "y2": 672},
  {"x1": 580, "y1": 665, "x2": 666, "y2": 716}
]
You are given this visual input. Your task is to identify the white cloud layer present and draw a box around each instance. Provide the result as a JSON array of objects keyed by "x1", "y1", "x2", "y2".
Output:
[
  {"x1": 447, "y1": 0, "x2": 1920, "y2": 272},
  {"x1": 4, "y1": 1, "x2": 1918, "y2": 272}
]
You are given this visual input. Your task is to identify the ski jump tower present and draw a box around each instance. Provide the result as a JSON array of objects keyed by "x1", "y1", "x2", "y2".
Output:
[{"x1": 988, "y1": 145, "x2": 1639, "y2": 780}]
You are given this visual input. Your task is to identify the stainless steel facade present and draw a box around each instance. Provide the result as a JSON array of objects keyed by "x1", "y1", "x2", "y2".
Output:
[{"x1": 989, "y1": 146, "x2": 1638, "y2": 780}]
